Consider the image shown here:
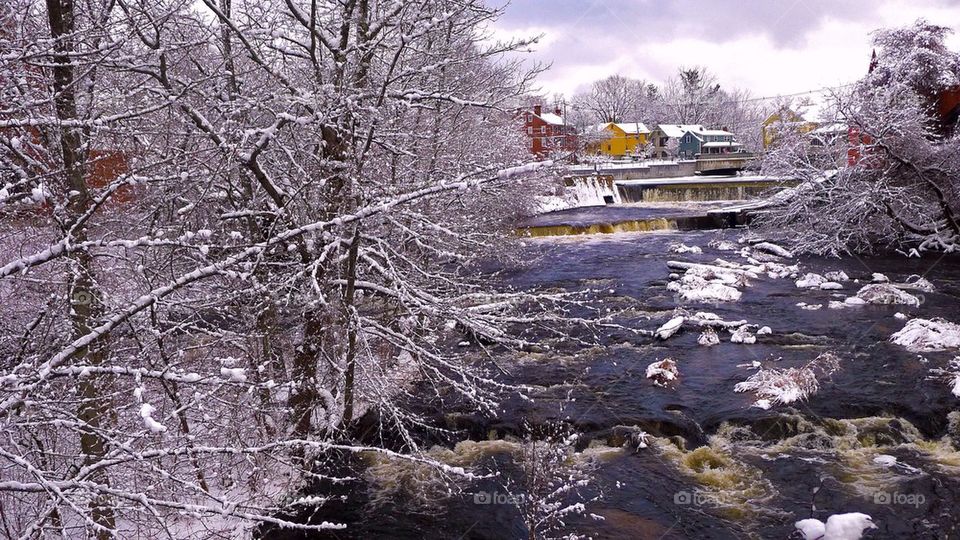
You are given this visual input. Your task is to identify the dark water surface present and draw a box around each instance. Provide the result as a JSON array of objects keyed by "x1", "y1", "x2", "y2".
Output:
[{"x1": 280, "y1": 228, "x2": 960, "y2": 540}]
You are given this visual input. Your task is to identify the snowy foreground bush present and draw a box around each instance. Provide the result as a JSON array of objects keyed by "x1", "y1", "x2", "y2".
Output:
[{"x1": 735, "y1": 353, "x2": 841, "y2": 409}]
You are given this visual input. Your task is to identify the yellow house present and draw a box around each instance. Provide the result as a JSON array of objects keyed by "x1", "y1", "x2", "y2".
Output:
[
  {"x1": 588, "y1": 122, "x2": 650, "y2": 157},
  {"x1": 761, "y1": 108, "x2": 818, "y2": 149}
]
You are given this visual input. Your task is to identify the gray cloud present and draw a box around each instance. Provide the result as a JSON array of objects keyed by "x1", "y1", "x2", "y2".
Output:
[
  {"x1": 499, "y1": 0, "x2": 881, "y2": 47},
  {"x1": 495, "y1": 0, "x2": 960, "y2": 96}
]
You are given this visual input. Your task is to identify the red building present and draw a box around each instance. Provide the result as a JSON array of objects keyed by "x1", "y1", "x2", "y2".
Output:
[
  {"x1": 521, "y1": 105, "x2": 577, "y2": 158},
  {"x1": 938, "y1": 87, "x2": 960, "y2": 136},
  {"x1": 848, "y1": 51, "x2": 960, "y2": 165}
]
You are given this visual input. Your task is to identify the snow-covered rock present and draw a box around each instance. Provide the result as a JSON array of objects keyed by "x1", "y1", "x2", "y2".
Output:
[
  {"x1": 709, "y1": 240, "x2": 738, "y2": 251},
  {"x1": 655, "y1": 316, "x2": 685, "y2": 340},
  {"x1": 856, "y1": 283, "x2": 920, "y2": 306},
  {"x1": 872, "y1": 273, "x2": 889, "y2": 283},
  {"x1": 730, "y1": 325, "x2": 756, "y2": 344},
  {"x1": 843, "y1": 297, "x2": 867, "y2": 306},
  {"x1": 796, "y1": 273, "x2": 826, "y2": 289},
  {"x1": 820, "y1": 282, "x2": 844, "y2": 290},
  {"x1": 795, "y1": 513, "x2": 876, "y2": 540},
  {"x1": 669, "y1": 243, "x2": 702, "y2": 254},
  {"x1": 646, "y1": 359, "x2": 679, "y2": 387},
  {"x1": 682, "y1": 265, "x2": 745, "y2": 286},
  {"x1": 825, "y1": 271, "x2": 850, "y2": 282},
  {"x1": 890, "y1": 318, "x2": 960, "y2": 352},
  {"x1": 683, "y1": 283, "x2": 742, "y2": 302},
  {"x1": 698, "y1": 328, "x2": 720, "y2": 346},
  {"x1": 897, "y1": 274, "x2": 935, "y2": 292},
  {"x1": 672, "y1": 278, "x2": 742, "y2": 302},
  {"x1": 894, "y1": 312, "x2": 908, "y2": 320},
  {"x1": 757, "y1": 326, "x2": 772, "y2": 335},
  {"x1": 686, "y1": 312, "x2": 747, "y2": 328},
  {"x1": 752, "y1": 242, "x2": 793, "y2": 258},
  {"x1": 873, "y1": 454, "x2": 897, "y2": 467}
]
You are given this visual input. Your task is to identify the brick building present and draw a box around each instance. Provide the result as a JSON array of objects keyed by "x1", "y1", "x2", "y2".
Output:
[{"x1": 521, "y1": 105, "x2": 577, "y2": 158}]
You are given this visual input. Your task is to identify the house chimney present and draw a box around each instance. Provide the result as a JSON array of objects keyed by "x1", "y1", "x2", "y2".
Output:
[{"x1": 534, "y1": 104, "x2": 542, "y2": 116}]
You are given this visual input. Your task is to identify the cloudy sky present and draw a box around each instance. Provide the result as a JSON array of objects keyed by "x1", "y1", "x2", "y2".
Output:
[{"x1": 492, "y1": 0, "x2": 960, "y2": 99}]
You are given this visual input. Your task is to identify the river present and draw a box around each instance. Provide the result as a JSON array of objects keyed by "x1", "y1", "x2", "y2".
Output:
[{"x1": 273, "y1": 222, "x2": 960, "y2": 539}]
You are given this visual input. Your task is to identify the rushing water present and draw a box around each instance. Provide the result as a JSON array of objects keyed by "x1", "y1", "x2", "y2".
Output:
[{"x1": 281, "y1": 223, "x2": 960, "y2": 539}]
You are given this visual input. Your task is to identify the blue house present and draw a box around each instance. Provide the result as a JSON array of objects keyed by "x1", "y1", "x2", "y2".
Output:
[{"x1": 677, "y1": 128, "x2": 742, "y2": 159}]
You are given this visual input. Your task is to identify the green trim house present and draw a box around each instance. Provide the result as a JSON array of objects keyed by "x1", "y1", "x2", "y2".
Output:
[{"x1": 677, "y1": 128, "x2": 741, "y2": 159}]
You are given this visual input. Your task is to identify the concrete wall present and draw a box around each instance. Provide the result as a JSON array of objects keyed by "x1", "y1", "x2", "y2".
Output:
[
  {"x1": 617, "y1": 180, "x2": 778, "y2": 203},
  {"x1": 568, "y1": 161, "x2": 696, "y2": 182}
]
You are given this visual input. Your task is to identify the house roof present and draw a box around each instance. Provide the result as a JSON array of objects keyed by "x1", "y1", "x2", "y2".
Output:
[
  {"x1": 589, "y1": 122, "x2": 649, "y2": 135},
  {"x1": 702, "y1": 141, "x2": 742, "y2": 148},
  {"x1": 612, "y1": 122, "x2": 649, "y2": 134},
  {"x1": 810, "y1": 122, "x2": 847, "y2": 134},
  {"x1": 538, "y1": 112, "x2": 565, "y2": 126},
  {"x1": 701, "y1": 129, "x2": 734, "y2": 136},
  {"x1": 656, "y1": 124, "x2": 706, "y2": 138}
]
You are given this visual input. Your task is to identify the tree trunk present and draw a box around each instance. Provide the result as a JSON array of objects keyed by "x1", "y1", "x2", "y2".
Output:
[
  {"x1": 340, "y1": 227, "x2": 362, "y2": 426},
  {"x1": 45, "y1": 0, "x2": 116, "y2": 536}
]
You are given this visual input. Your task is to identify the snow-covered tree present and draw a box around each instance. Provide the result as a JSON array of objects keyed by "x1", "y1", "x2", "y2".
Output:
[
  {"x1": 660, "y1": 66, "x2": 723, "y2": 125},
  {"x1": 0, "y1": 0, "x2": 575, "y2": 536},
  {"x1": 572, "y1": 75, "x2": 657, "y2": 124},
  {"x1": 658, "y1": 67, "x2": 764, "y2": 149},
  {"x1": 757, "y1": 19, "x2": 960, "y2": 255},
  {"x1": 508, "y1": 421, "x2": 602, "y2": 540}
]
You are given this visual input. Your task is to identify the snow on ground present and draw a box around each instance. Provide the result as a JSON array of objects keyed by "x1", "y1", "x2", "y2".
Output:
[{"x1": 890, "y1": 318, "x2": 960, "y2": 352}]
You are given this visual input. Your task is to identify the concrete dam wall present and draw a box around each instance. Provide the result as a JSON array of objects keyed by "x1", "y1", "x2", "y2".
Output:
[
  {"x1": 617, "y1": 179, "x2": 782, "y2": 203},
  {"x1": 567, "y1": 161, "x2": 697, "y2": 181}
]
